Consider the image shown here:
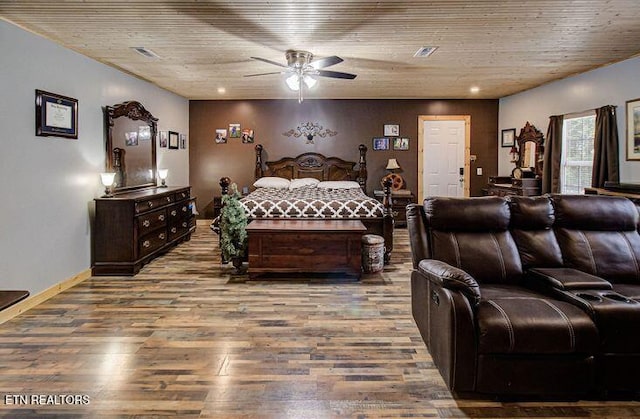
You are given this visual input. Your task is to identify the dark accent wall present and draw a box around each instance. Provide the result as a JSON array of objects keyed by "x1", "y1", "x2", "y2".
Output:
[{"x1": 190, "y1": 99, "x2": 498, "y2": 218}]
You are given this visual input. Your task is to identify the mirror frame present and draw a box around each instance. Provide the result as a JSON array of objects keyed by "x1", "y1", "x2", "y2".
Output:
[
  {"x1": 105, "y1": 101, "x2": 158, "y2": 192},
  {"x1": 516, "y1": 121, "x2": 545, "y2": 177}
]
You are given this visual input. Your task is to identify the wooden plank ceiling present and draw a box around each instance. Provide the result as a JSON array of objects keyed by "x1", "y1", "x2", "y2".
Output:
[{"x1": 2, "y1": 1, "x2": 640, "y2": 100}]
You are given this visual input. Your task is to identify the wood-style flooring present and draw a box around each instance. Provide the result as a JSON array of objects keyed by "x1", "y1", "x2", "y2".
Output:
[{"x1": 1, "y1": 226, "x2": 640, "y2": 418}]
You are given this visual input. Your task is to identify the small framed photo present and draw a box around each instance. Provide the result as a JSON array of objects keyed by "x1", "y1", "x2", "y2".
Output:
[
  {"x1": 501, "y1": 128, "x2": 516, "y2": 148},
  {"x1": 383, "y1": 124, "x2": 399, "y2": 137},
  {"x1": 125, "y1": 131, "x2": 138, "y2": 146},
  {"x1": 179, "y1": 133, "x2": 187, "y2": 149},
  {"x1": 242, "y1": 128, "x2": 254, "y2": 143},
  {"x1": 159, "y1": 131, "x2": 168, "y2": 148},
  {"x1": 626, "y1": 98, "x2": 640, "y2": 160},
  {"x1": 168, "y1": 131, "x2": 179, "y2": 149},
  {"x1": 35, "y1": 89, "x2": 78, "y2": 139},
  {"x1": 138, "y1": 125, "x2": 151, "y2": 141},
  {"x1": 229, "y1": 123, "x2": 241, "y2": 138},
  {"x1": 373, "y1": 137, "x2": 390, "y2": 151},
  {"x1": 215, "y1": 129, "x2": 227, "y2": 143},
  {"x1": 393, "y1": 137, "x2": 409, "y2": 151}
]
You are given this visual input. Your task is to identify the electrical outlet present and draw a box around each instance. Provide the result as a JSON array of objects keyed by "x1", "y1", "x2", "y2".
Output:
[{"x1": 476, "y1": 167, "x2": 483, "y2": 176}]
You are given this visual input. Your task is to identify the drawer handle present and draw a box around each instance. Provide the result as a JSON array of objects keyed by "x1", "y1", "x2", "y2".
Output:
[
  {"x1": 142, "y1": 240, "x2": 150, "y2": 248},
  {"x1": 166, "y1": 197, "x2": 171, "y2": 202},
  {"x1": 142, "y1": 220, "x2": 150, "y2": 227},
  {"x1": 171, "y1": 210, "x2": 177, "y2": 216},
  {"x1": 182, "y1": 206, "x2": 187, "y2": 212},
  {"x1": 159, "y1": 233, "x2": 166, "y2": 240},
  {"x1": 148, "y1": 201, "x2": 153, "y2": 208},
  {"x1": 182, "y1": 222, "x2": 188, "y2": 228},
  {"x1": 181, "y1": 193, "x2": 187, "y2": 198},
  {"x1": 158, "y1": 214, "x2": 165, "y2": 221},
  {"x1": 171, "y1": 227, "x2": 177, "y2": 233}
]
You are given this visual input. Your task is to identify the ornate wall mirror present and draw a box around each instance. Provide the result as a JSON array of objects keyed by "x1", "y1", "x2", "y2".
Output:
[
  {"x1": 105, "y1": 101, "x2": 158, "y2": 192},
  {"x1": 516, "y1": 121, "x2": 544, "y2": 177}
]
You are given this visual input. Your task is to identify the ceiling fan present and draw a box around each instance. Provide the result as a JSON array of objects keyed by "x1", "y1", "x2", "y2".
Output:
[{"x1": 244, "y1": 50, "x2": 357, "y2": 103}]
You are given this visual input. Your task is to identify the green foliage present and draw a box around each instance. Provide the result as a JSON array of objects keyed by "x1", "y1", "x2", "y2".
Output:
[{"x1": 220, "y1": 183, "x2": 248, "y2": 261}]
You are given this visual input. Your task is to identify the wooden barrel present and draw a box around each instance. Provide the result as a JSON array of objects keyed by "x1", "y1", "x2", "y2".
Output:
[{"x1": 361, "y1": 234, "x2": 384, "y2": 273}]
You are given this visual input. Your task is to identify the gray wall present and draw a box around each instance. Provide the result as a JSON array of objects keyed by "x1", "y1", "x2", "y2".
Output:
[
  {"x1": 0, "y1": 21, "x2": 189, "y2": 294},
  {"x1": 498, "y1": 56, "x2": 640, "y2": 180}
]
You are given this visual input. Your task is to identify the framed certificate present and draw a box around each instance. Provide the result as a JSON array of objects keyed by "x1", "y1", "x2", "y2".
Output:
[{"x1": 35, "y1": 90, "x2": 78, "y2": 139}]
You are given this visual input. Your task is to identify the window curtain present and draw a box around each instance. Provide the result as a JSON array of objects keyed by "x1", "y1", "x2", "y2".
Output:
[
  {"x1": 591, "y1": 105, "x2": 619, "y2": 188},
  {"x1": 542, "y1": 115, "x2": 563, "y2": 194}
]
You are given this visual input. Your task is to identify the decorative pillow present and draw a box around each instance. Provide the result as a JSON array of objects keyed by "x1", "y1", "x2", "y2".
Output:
[
  {"x1": 289, "y1": 178, "x2": 320, "y2": 189},
  {"x1": 316, "y1": 181, "x2": 361, "y2": 189},
  {"x1": 253, "y1": 177, "x2": 290, "y2": 189}
]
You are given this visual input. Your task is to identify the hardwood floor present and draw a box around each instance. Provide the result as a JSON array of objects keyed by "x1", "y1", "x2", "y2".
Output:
[{"x1": 1, "y1": 226, "x2": 640, "y2": 417}]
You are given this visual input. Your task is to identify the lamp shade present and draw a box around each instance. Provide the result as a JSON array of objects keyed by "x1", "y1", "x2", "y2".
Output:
[
  {"x1": 100, "y1": 172, "x2": 116, "y2": 187},
  {"x1": 285, "y1": 74, "x2": 300, "y2": 91},
  {"x1": 386, "y1": 158, "x2": 401, "y2": 171},
  {"x1": 158, "y1": 169, "x2": 169, "y2": 180}
]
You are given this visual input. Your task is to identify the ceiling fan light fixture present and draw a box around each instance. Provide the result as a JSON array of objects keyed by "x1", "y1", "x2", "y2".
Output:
[
  {"x1": 303, "y1": 75, "x2": 317, "y2": 89},
  {"x1": 285, "y1": 74, "x2": 300, "y2": 91}
]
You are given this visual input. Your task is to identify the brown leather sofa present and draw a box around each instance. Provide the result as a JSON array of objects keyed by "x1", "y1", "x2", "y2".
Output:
[{"x1": 407, "y1": 194, "x2": 640, "y2": 398}]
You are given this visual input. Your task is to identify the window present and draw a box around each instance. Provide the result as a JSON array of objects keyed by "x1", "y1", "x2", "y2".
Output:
[{"x1": 560, "y1": 113, "x2": 595, "y2": 194}]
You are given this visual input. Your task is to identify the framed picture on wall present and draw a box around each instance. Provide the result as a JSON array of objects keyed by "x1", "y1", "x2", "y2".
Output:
[
  {"x1": 215, "y1": 129, "x2": 227, "y2": 143},
  {"x1": 179, "y1": 133, "x2": 187, "y2": 149},
  {"x1": 168, "y1": 131, "x2": 179, "y2": 149},
  {"x1": 383, "y1": 124, "x2": 399, "y2": 137},
  {"x1": 393, "y1": 137, "x2": 409, "y2": 151},
  {"x1": 501, "y1": 128, "x2": 516, "y2": 147},
  {"x1": 373, "y1": 137, "x2": 390, "y2": 151},
  {"x1": 229, "y1": 123, "x2": 241, "y2": 138},
  {"x1": 626, "y1": 98, "x2": 640, "y2": 160},
  {"x1": 159, "y1": 131, "x2": 168, "y2": 148},
  {"x1": 35, "y1": 89, "x2": 78, "y2": 139}
]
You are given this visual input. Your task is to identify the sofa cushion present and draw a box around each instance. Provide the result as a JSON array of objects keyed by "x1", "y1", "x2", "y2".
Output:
[
  {"x1": 477, "y1": 285, "x2": 598, "y2": 355},
  {"x1": 424, "y1": 196, "x2": 509, "y2": 232},
  {"x1": 552, "y1": 194, "x2": 638, "y2": 231}
]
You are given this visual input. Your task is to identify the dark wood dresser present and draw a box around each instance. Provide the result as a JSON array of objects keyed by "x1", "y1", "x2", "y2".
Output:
[
  {"x1": 93, "y1": 186, "x2": 196, "y2": 276},
  {"x1": 373, "y1": 190, "x2": 415, "y2": 227},
  {"x1": 485, "y1": 176, "x2": 541, "y2": 197}
]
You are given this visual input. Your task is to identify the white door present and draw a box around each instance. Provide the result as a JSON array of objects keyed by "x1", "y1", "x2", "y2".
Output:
[{"x1": 421, "y1": 119, "x2": 467, "y2": 199}]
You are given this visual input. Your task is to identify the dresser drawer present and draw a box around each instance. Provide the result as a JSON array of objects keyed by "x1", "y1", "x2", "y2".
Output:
[
  {"x1": 137, "y1": 209, "x2": 167, "y2": 234},
  {"x1": 175, "y1": 190, "x2": 190, "y2": 202},
  {"x1": 168, "y1": 219, "x2": 193, "y2": 240},
  {"x1": 139, "y1": 230, "x2": 167, "y2": 257},
  {"x1": 135, "y1": 195, "x2": 174, "y2": 213},
  {"x1": 168, "y1": 202, "x2": 191, "y2": 221}
]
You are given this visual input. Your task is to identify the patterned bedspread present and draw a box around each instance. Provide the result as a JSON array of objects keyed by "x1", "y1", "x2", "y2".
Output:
[{"x1": 240, "y1": 187, "x2": 385, "y2": 218}]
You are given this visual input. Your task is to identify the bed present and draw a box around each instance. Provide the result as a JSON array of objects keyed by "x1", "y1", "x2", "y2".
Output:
[{"x1": 218, "y1": 144, "x2": 394, "y2": 263}]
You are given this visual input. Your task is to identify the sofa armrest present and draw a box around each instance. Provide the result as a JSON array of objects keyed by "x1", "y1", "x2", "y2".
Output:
[
  {"x1": 527, "y1": 267, "x2": 612, "y2": 290},
  {"x1": 418, "y1": 259, "x2": 481, "y2": 306}
]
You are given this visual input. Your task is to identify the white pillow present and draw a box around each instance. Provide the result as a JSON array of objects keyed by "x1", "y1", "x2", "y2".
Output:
[
  {"x1": 316, "y1": 181, "x2": 361, "y2": 189},
  {"x1": 289, "y1": 178, "x2": 320, "y2": 189},
  {"x1": 253, "y1": 177, "x2": 290, "y2": 189}
]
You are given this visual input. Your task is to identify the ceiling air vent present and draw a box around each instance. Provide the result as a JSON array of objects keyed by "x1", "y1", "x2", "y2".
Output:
[
  {"x1": 413, "y1": 46, "x2": 438, "y2": 58},
  {"x1": 131, "y1": 47, "x2": 160, "y2": 59}
]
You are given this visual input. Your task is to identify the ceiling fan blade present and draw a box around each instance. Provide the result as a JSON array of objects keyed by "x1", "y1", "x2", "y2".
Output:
[
  {"x1": 315, "y1": 70, "x2": 357, "y2": 80},
  {"x1": 243, "y1": 71, "x2": 285, "y2": 77},
  {"x1": 250, "y1": 56, "x2": 288, "y2": 68},
  {"x1": 310, "y1": 55, "x2": 343, "y2": 69}
]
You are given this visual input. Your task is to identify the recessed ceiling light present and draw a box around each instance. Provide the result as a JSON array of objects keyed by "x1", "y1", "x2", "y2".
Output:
[
  {"x1": 130, "y1": 47, "x2": 160, "y2": 59},
  {"x1": 217, "y1": 87, "x2": 226, "y2": 94},
  {"x1": 470, "y1": 86, "x2": 480, "y2": 94},
  {"x1": 414, "y1": 46, "x2": 438, "y2": 58}
]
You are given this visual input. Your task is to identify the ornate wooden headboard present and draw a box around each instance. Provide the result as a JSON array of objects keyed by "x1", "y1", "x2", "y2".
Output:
[{"x1": 254, "y1": 144, "x2": 368, "y2": 189}]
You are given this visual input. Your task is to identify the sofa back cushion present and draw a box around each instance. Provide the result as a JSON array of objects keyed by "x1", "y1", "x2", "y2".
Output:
[
  {"x1": 509, "y1": 196, "x2": 563, "y2": 270},
  {"x1": 424, "y1": 197, "x2": 523, "y2": 284},
  {"x1": 552, "y1": 195, "x2": 640, "y2": 283}
]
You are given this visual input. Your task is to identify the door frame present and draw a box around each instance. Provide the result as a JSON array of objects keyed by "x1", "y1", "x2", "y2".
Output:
[{"x1": 417, "y1": 115, "x2": 471, "y2": 202}]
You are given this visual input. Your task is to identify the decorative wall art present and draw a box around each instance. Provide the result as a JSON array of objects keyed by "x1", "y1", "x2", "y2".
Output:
[
  {"x1": 242, "y1": 129, "x2": 254, "y2": 143},
  {"x1": 501, "y1": 128, "x2": 516, "y2": 147},
  {"x1": 138, "y1": 125, "x2": 151, "y2": 141},
  {"x1": 626, "y1": 98, "x2": 640, "y2": 160},
  {"x1": 159, "y1": 131, "x2": 168, "y2": 148},
  {"x1": 125, "y1": 131, "x2": 138, "y2": 146},
  {"x1": 393, "y1": 137, "x2": 409, "y2": 151},
  {"x1": 229, "y1": 123, "x2": 241, "y2": 138},
  {"x1": 168, "y1": 131, "x2": 179, "y2": 149},
  {"x1": 383, "y1": 124, "x2": 399, "y2": 137},
  {"x1": 180, "y1": 133, "x2": 187, "y2": 149},
  {"x1": 215, "y1": 129, "x2": 227, "y2": 143},
  {"x1": 35, "y1": 89, "x2": 78, "y2": 139},
  {"x1": 282, "y1": 121, "x2": 337, "y2": 144},
  {"x1": 373, "y1": 137, "x2": 390, "y2": 151}
]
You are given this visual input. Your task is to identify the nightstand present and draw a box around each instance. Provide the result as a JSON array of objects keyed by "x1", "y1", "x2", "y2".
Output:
[{"x1": 373, "y1": 190, "x2": 415, "y2": 227}]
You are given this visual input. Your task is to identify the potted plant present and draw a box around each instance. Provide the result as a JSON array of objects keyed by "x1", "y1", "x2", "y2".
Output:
[{"x1": 219, "y1": 182, "x2": 248, "y2": 271}]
